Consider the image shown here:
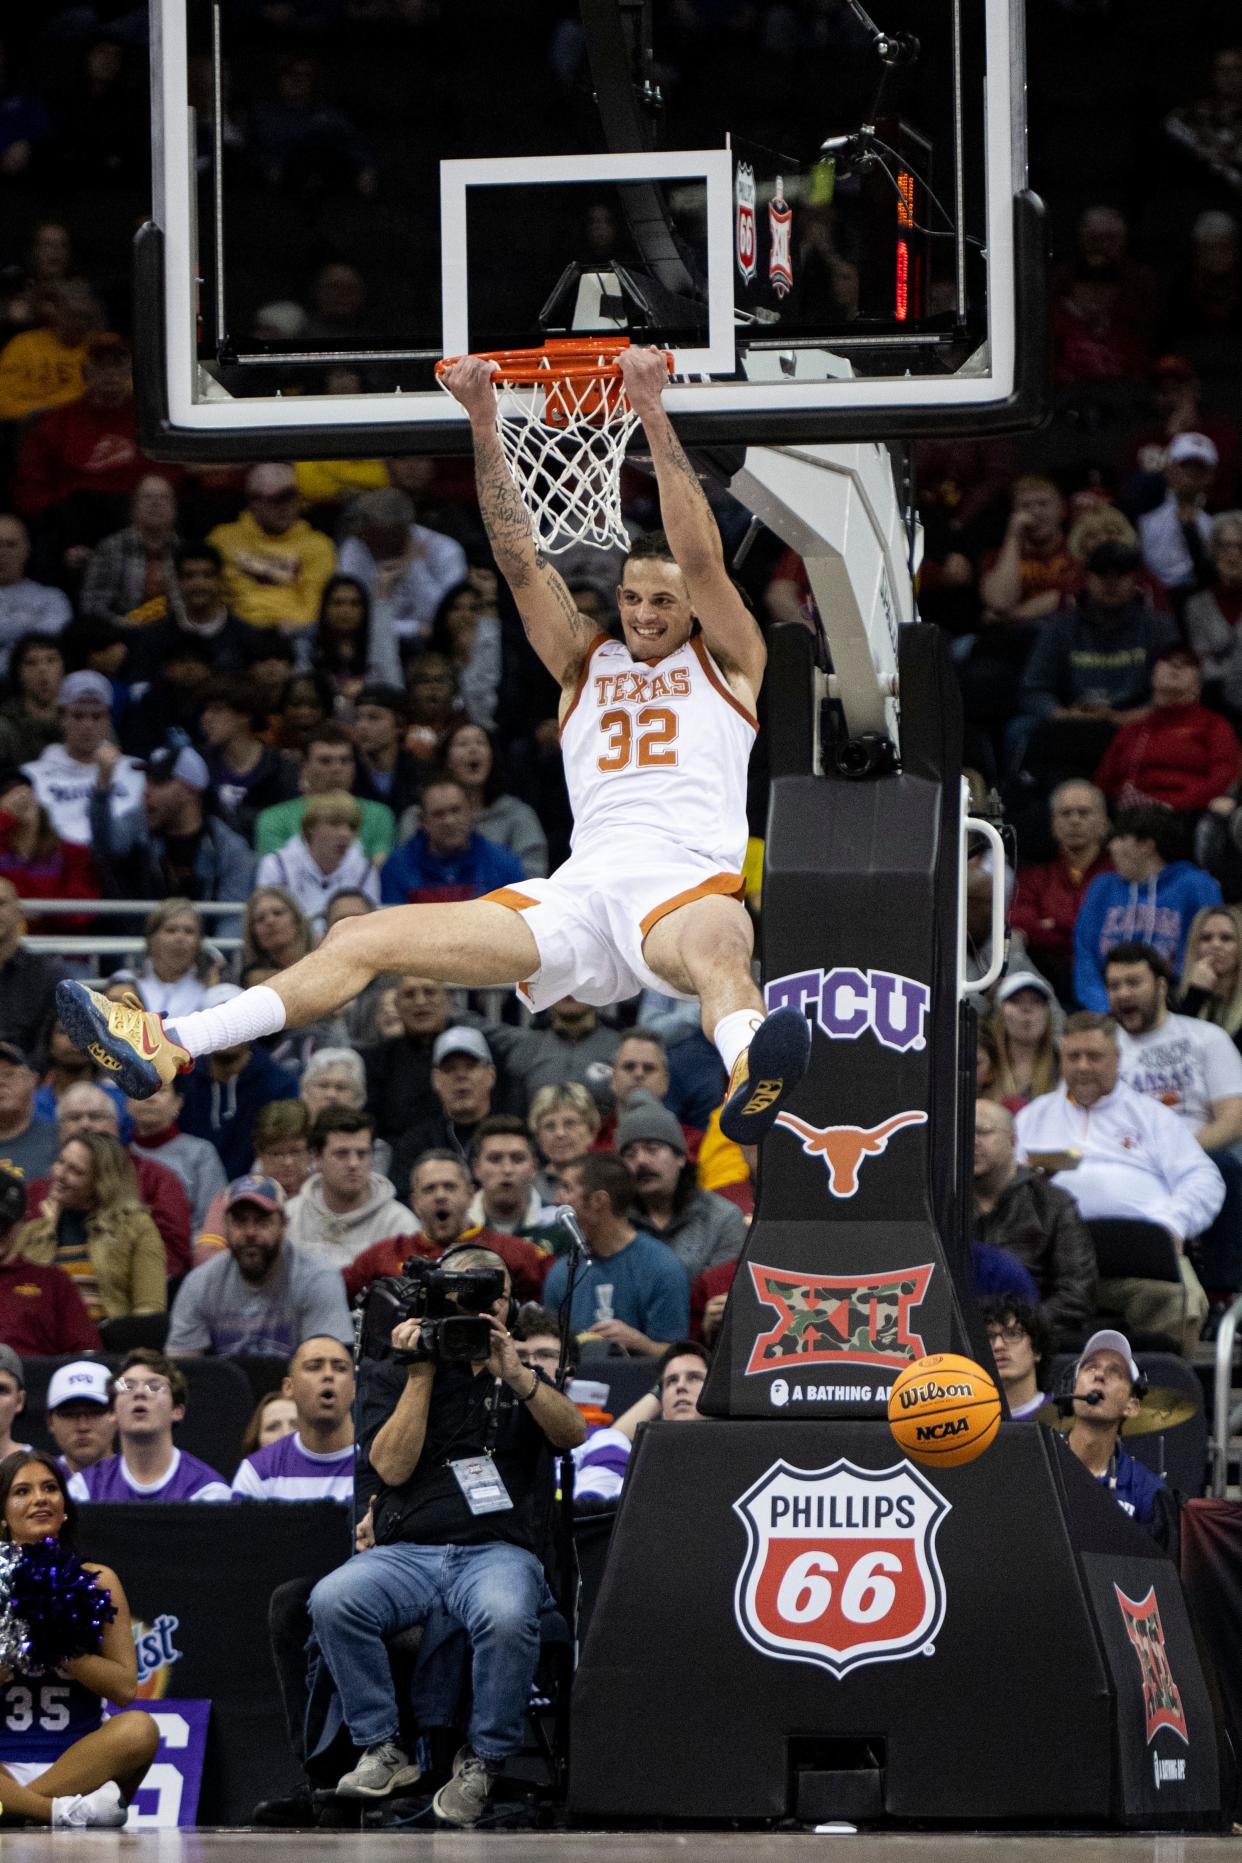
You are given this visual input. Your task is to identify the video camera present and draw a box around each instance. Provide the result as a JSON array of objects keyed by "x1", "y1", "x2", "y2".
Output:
[{"x1": 358, "y1": 1255, "x2": 506, "y2": 1366}]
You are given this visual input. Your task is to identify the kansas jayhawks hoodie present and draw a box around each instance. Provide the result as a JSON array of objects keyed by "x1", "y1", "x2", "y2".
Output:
[{"x1": 1073, "y1": 860, "x2": 1222, "y2": 1009}]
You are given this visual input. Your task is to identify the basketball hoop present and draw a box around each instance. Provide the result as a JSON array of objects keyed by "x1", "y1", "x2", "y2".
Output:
[{"x1": 436, "y1": 338, "x2": 670, "y2": 556}]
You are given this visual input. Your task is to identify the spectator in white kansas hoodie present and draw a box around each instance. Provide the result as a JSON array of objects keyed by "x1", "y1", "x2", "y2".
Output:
[
  {"x1": 283, "y1": 1106, "x2": 413, "y2": 1273},
  {"x1": 21, "y1": 670, "x2": 142, "y2": 845},
  {"x1": 255, "y1": 789, "x2": 379, "y2": 933},
  {"x1": 1014, "y1": 1011, "x2": 1222, "y2": 1353}
]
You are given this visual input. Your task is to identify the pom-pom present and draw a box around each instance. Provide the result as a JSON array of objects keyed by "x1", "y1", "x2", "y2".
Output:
[
  {"x1": 10, "y1": 1540, "x2": 116, "y2": 1674},
  {"x1": 0, "y1": 1543, "x2": 30, "y2": 1671}
]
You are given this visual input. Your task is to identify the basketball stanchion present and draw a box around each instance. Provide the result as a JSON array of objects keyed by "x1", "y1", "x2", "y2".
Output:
[{"x1": 570, "y1": 624, "x2": 1226, "y2": 1831}]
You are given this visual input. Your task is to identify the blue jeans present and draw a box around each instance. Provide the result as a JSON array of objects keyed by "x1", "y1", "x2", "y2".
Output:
[{"x1": 308, "y1": 1541, "x2": 549, "y2": 1762}]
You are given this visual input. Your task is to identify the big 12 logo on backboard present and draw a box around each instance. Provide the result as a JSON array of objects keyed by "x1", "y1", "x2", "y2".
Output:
[{"x1": 734, "y1": 1459, "x2": 950, "y2": 1678}]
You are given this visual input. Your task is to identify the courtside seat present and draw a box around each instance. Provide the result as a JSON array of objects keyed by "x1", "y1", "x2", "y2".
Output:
[
  {"x1": 573, "y1": 1354, "x2": 658, "y2": 1419},
  {"x1": 100, "y1": 1312, "x2": 170, "y2": 1354},
  {"x1": 1088, "y1": 1218, "x2": 1186, "y2": 1355},
  {"x1": 175, "y1": 1356, "x2": 256, "y2": 1479},
  {"x1": 234, "y1": 1354, "x2": 291, "y2": 1405}
]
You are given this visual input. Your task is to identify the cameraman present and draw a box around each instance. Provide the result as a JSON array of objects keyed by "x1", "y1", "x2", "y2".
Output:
[{"x1": 309, "y1": 1245, "x2": 584, "y2": 1827}]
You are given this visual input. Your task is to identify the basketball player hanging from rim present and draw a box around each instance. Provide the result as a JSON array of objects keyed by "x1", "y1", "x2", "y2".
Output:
[{"x1": 56, "y1": 346, "x2": 810, "y2": 1142}]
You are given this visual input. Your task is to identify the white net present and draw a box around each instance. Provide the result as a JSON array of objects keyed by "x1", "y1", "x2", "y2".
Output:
[{"x1": 492, "y1": 370, "x2": 638, "y2": 556}]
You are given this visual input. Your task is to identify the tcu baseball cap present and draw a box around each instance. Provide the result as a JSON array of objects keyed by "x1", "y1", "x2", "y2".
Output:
[
  {"x1": 224, "y1": 1174, "x2": 286, "y2": 1213},
  {"x1": 47, "y1": 1362, "x2": 112, "y2": 1410}
]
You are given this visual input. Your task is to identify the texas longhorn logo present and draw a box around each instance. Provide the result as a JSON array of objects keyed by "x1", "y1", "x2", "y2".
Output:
[
  {"x1": 734, "y1": 1459, "x2": 950, "y2": 1678},
  {"x1": 1114, "y1": 1585, "x2": 1189, "y2": 1746},
  {"x1": 745, "y1": 1262, "x2": 934, "y2": 1374},
  {"x1": 776, "y1": 1110, "x2": 928, "y2": 1197}
]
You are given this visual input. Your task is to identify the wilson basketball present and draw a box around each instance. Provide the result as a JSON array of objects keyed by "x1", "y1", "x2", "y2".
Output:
[{"x1": 887, "y1": 1353, "x2": 1002, "y2": 1468}]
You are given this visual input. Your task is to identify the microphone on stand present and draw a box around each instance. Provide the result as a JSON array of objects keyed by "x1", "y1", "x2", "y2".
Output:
[{"x1": 556, "y1": 1206, "x2": 591, "y2": 1260}]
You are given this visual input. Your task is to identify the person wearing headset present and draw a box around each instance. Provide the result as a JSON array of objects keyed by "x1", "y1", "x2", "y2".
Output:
[
  {"x1": 1064, "y1": 1328, "x2": 1171, "y2": 1544},
  {"x1": 309, "y1": 1244, "x2": 584, "y2": 1827}
]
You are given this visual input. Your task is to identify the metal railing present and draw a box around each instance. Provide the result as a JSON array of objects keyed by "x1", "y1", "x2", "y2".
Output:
[
  {"x1": 17, "y1": 900, "x2": 246, "y2": 917},
  {"x1": 17, "y1": 899, "x2": 248, "y2": 965},
  {"x1": 1210, "y1": 1292, "x2": 1242, "y2": 1495}
]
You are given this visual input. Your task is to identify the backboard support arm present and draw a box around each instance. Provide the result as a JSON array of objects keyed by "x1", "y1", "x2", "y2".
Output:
[{"x1": 721, "y1": 441, "x2": 917, "y2": 753}]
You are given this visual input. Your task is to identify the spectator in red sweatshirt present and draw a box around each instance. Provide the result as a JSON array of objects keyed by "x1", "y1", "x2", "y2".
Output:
[
  {"x1": 1009, "y1": 780, "x2": 1113, "y2": 1002},
  {"x1": 12, "y1": 336, "x2": 174, "y2": 567},
  {"x1": 1095, "y1": 644, "x2": 1242, "y2": 816},
  {"x1": 0, "y1": 768, "x2": 98, "y2": 930}
]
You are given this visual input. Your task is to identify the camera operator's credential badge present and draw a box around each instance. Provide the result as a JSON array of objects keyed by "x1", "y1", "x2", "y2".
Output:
[{"x1": 451, "y1": 1455, "x2": 514, "y2": 1515}]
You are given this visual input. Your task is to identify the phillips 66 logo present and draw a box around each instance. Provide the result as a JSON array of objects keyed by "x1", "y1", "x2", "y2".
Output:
[
  {"x1": 733, "y1": 1459, "x2": 950, "y2": 1678},
  {"x1": 736, "y1": 162, "x2": 757, "y2": 283}
]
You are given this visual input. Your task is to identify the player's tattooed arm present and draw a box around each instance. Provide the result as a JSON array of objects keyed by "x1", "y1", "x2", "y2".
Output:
[
  {"x1": 474, "y1": 434, "x2": 537, "y2": 589},
  {"x1": 620, "y1": 346, "x2": 766, "y2": 691}
]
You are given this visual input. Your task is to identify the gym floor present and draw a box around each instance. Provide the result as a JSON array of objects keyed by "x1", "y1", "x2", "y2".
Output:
[{"x1": 0, "y1": 1833, "x2": 1236, "y2": 1858}]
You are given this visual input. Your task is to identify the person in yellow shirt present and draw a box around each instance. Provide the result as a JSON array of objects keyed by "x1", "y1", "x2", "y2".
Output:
[
  {"x1": 208, "y1": 464, "x2": 336, "y2": 630},
  {"x1": 0, "y1": 281, "x2": 100, "y2": 423},
  {"x1": 294, "y1": 457, "x2": 388, "y2": 509}
]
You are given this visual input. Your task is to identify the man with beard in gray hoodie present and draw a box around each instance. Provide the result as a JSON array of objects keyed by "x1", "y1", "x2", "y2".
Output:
[{"x1": 284, "y1": 1107, "x2": 414, "y2": 1273}]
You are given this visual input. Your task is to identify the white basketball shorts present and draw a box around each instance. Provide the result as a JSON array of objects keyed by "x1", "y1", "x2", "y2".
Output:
[
  {"x1": 484, "y1": 839, "x2": 745, "y2": 1011},
  {"x1": 0, "y1": 1759, "x2": 56, "y2": 1785}
]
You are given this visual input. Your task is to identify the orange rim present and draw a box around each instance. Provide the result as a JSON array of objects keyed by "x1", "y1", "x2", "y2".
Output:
[{"x1": 436, "y1": 338, "x2": 672, "y2": 387}]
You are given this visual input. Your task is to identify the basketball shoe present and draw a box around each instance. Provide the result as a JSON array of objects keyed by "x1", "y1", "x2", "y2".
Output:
[
  {"x1": 719, "y1": 1005, "x2": 812, "y2": 1144},
  {"x1": 56, "y1": 982, "x2": 192, "y2": 1099}
]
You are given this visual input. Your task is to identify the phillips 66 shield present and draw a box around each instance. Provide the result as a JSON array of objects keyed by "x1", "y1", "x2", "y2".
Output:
[{"x1": 733, "y1": 1459, "x2": 950, "y2": 1678}]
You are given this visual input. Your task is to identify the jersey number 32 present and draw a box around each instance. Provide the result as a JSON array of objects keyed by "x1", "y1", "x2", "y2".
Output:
[{"x1": 597, "y1": 707, "x2": 679, "y2": 773}]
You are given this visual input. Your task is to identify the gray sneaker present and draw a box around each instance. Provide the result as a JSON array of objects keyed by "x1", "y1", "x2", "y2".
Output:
[
  {"x1": 432, "y1": 1747, "x2": 499, "y2": 1826},
  {"x1": 335, "y1": 1741, "x2": 422, "y2": 1799}
]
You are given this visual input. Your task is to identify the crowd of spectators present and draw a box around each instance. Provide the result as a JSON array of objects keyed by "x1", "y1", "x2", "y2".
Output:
[{"x1": 0, "y1": 0, "x2": 1239, "y2": 1828}]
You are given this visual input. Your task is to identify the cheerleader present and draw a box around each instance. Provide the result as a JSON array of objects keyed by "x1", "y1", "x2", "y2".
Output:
[{"x1": 0, "y1": 1450, "x2": 158, "y2": 1827}]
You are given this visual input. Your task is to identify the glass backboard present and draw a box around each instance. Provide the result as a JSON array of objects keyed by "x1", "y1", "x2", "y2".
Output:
[{"x1": 139, "y1": 0, "x2": 1045, "y2": 460}]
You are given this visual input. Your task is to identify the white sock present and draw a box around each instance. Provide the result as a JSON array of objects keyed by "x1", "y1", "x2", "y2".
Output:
[
  {"x1": 165, "y1": 984, "x2": 287, "y2": 1059},
  {"x1": 714, "y1": 1007, "x2": 765, "y2": 1077}
]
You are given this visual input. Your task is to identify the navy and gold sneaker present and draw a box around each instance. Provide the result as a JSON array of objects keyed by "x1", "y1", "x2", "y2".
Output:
[
  {"x1": 718, "y1": 1005, "x2": 812, "y2": 1144},
  {"x1": 56, "y1": 982, "x2": 191, "y2": 1099}
]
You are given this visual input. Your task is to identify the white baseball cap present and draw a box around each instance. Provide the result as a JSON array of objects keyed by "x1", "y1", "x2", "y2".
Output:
[
  {"x1": 58, "y1": 670, "x2": 113, "y2": 711},
  {"x1": 995, "y1": 970, "x2": 1056, "y2": 1006},
  {"x1": 1167, "y1": 431, "x2": 1219, "y2": 469},
  {"x1": 1076, "y1": 1328, "x2": 1140, "y2": 1386},
  {"x1": 46, "y1": 1362, "x2": 113, "y2": 1411}
]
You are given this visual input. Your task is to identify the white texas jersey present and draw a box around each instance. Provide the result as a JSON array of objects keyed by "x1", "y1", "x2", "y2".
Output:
[{"x1": 559, "y1": 631, "x2": 756, "y2": 866}]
